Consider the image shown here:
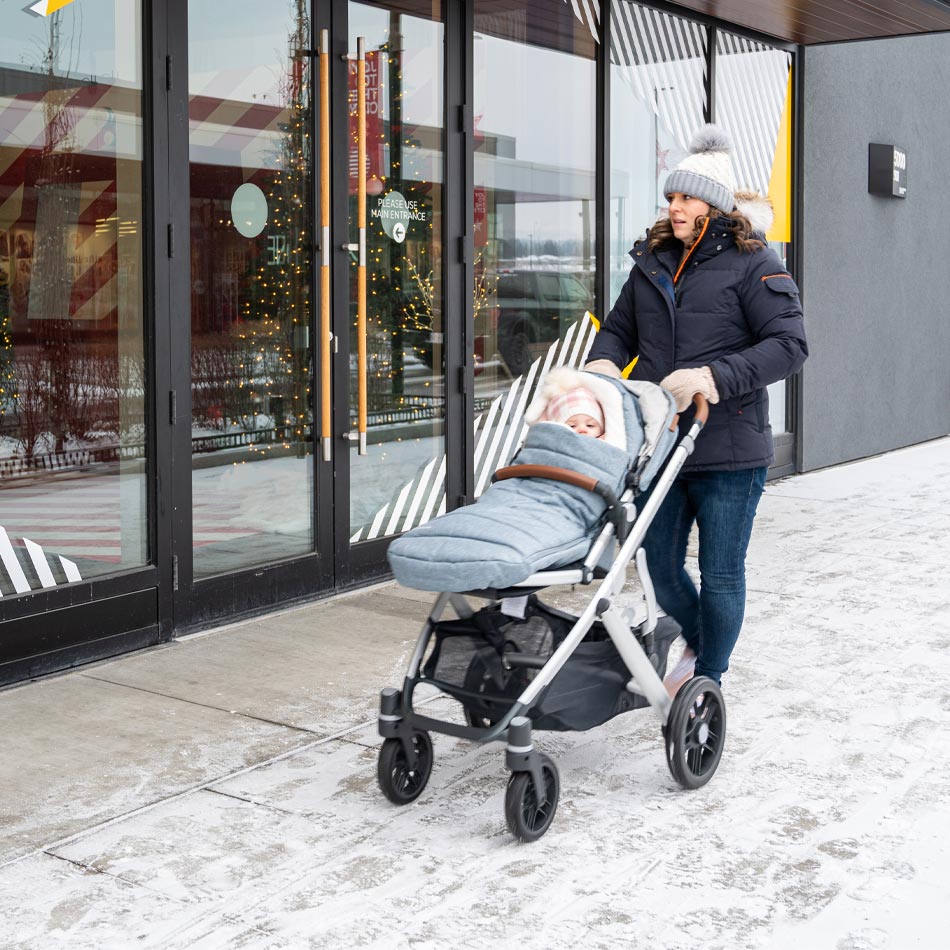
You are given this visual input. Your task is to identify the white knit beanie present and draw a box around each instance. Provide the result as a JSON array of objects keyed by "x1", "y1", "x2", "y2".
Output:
[{"x1": 663, "y1": 124, "x2": 736, "y2": 212}]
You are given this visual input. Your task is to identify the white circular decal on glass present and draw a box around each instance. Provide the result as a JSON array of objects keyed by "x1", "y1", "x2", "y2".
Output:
[
  {"x1": 230, "y1": 183, "x2": 268, "y2": 238},
  {"x1": 374, "y1": 190, "x2": 426, "y2": 243}
]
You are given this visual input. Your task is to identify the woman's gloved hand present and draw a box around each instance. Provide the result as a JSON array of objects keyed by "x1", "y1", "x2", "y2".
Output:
[
  {"x1": 660, "y1": 366, "x2": 720, "y2": 412},
  {"x1": 583, "y1": 359, "x2": 623, "y2": 379}
]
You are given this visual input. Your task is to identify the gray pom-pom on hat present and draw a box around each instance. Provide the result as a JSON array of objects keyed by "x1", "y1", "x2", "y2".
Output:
[{"x1": 664, "y1": 122, "x2": 737, "y2": 213}]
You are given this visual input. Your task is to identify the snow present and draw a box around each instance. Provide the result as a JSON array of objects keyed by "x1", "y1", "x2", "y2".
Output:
[{"x1": 0, "y1": 436, "x2": 948, "y2": 948}]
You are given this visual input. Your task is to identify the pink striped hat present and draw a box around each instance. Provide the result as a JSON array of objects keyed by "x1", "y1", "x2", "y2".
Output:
[{"x1": 542, "y1": 387, "x2": 604, "y2": 428}]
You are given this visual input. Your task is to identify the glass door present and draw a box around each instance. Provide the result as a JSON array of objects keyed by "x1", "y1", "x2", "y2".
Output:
[
  {"x1": 335, "y1": 0, "x2": 446, "y2": 580},
  {"x1": 176, "y1": 0, "x2": 447, "y2": 614},
  {"x1": 187, "y1": 0, "x2": 317, "y2": 581}
]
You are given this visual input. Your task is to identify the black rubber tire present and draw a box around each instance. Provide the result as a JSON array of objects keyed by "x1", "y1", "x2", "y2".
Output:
[
  {"x1": 504, "y1": 754, "x2": 560, "y2": 842},
  {"x1": 499, "y1": 316, "x2": 534, "y2": 377},
  {"x1": 377, "y1": 732, "x2": 433, "y2": 805},
  {"x1": 665, "y1": 676, "x2": 726, "y2": 790}
]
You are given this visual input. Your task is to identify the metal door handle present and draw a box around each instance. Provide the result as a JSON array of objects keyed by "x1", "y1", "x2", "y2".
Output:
[
  {"x1": 355, "y1": 35, "x2": 368, "y2": 456},
  {"x1": 319, "y1": 27, "x2": 332, "y2": 462}
]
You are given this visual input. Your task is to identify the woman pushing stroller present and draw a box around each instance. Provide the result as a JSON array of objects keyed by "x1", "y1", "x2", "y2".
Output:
[{"x1": 585, "y1": 124, "x2": 808, "y2": 695}]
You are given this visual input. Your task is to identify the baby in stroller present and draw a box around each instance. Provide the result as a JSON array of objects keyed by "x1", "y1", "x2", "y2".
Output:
[
  {"x1": 380, "y1": 367, "x2": 720, "y2": 841},
  {"x1": 388, "y1": 367, "x2": 660, "y2": 593},
  {"x1": 539, "y1": 380, "x2": 606, "y2": 440}
]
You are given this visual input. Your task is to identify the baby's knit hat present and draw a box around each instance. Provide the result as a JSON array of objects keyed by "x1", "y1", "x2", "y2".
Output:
[
  {"x1": 543, "y1": 387, "x2": 604, "y2": 428},
  {"x1": 664, "y1": 124, "x2": 736, "y2": 212}
]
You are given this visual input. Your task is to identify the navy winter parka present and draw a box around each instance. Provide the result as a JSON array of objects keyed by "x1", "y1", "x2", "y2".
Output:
[{"x1": 587, "y1": 214, "x2": 808, "y2": 471}]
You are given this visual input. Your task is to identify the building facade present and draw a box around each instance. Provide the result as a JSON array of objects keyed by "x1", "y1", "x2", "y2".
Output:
[{"x1": 1, "y1": 0, "x2": 948, "y2": 685}]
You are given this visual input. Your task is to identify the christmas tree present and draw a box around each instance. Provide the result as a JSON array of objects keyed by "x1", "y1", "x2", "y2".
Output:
[
  {"x1": 0, "y1": 283, "x2": 14, "y2": 424},
  {"x1": 232, "y1": 0, "x2": 312, "y2": 446},
  {"x1": 356, "y1": 18, "x2": 437, "y2": 404}
]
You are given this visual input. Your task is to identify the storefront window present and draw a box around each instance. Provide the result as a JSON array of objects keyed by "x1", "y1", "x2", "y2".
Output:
[
  {"x1": 188, "y1": 0, "x2": 315, "y2": 577},
  {"x1": 471, "y1": 0, "x2": 596, "y2": 493},
  {"x1": 715, "y1": 30, "x2": 793, "y2": 434},
  {"x1": 0, "y1": 0, "x2": 147, "y2": 594},
  {"x1": 609, "y1": 2, "x2": 707, "y2": 303},
  {"x1": 609, "y1": 4, "x2": 794, "y2": 437}
]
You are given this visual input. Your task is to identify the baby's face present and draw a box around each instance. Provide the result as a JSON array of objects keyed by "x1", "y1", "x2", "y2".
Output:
[{"x1": 565, "y1": 413, "x2": 604, "y2": 438}]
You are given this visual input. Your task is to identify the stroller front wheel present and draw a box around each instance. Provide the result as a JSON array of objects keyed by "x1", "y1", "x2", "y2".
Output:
[
  {"x1": 378, "y1": 732, "x2": 434, "y2": 805},
  {"x1": 505, "y1": 754, "x2": 560, "y2": 842},
  {"x1": 665, "y1": 676, "x2": 726, "y2": 790}
]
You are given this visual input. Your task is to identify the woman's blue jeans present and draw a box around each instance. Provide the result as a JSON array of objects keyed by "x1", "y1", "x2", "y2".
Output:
[{"x1": 636, "y1": 467, "x2": 767, "y2": 685}]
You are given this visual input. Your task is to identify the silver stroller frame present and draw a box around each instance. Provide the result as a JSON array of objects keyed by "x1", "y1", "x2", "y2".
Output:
[{"x1": 377, "y1": 395, "x2": 723, "y2": 841}]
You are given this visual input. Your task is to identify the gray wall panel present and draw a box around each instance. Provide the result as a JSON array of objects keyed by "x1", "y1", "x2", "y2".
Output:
[{"x1": 801, "y1": 34, "x2": 950, "y2": 471}]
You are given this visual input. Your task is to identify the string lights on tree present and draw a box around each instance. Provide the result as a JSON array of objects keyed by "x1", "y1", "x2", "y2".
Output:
[{"x1": 232, "y1": 0, "x2": 312, "y2": 452}]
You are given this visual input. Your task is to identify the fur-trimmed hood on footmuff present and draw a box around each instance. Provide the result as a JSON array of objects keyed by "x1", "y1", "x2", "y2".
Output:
[
  {"x1": 387, "y1": 368, "x2": 673, "y2": 593},
  {"x1": 523, "y1": 367, "x2": 629, "y2": 451}
]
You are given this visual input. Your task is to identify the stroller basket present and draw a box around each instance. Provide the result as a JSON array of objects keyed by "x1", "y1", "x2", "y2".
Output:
[{"x1": 422, "y1": 598, "x2": 679, "y2": 732}]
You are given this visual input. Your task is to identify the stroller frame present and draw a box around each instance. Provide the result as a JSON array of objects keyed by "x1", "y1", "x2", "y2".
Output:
[{"x1": 377, "y1": 395, "x2": 725, "y2": 840}]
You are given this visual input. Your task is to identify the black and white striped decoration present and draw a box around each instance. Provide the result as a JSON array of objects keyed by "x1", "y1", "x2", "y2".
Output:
[
  {"x1": 353, "y1": 314, "x2": 598, "y2": 542},
  {"x1": 601, "y1": 3, "x2": 790, "y2": 192},
  {"x1": 609, "y1": 3, "x2": 708, "y2": 153},
  {"x1": 0, "y1": 526, "x2": 82, "y2": 596},
  {"x1": 714, "y1": 31, "x2": 791, "y2": 195}
]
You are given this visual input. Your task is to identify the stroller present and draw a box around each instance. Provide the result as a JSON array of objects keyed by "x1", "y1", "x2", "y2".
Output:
[{"x1": 377, "y1": 368, "x2": 722, "y2": 841}]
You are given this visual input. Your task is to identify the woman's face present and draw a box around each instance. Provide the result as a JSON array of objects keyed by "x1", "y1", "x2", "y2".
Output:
[{"x1": 667, "y1": 192, "x2": 711, "y2": 245}]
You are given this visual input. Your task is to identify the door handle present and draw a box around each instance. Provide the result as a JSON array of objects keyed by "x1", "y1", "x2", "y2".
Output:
[
  {"x1": 319, "y1": 27, "x2": 332, "y2": 462},
  {"x1": 355, "y1": 35, "x2": 368, "y2": 456}
]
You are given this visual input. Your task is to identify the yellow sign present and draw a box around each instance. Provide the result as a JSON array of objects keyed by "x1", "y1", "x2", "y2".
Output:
[
  {"x1": 29, "y1": 0, "x2": 77, "y2": 16},
  {"x1": 766, "y1": 69, "x2": 793, "y2": 243}
]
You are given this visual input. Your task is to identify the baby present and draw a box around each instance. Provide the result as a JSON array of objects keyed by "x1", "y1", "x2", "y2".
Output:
[{"x1": 541, "y1": 387, "x2": 605, "y2": 439}]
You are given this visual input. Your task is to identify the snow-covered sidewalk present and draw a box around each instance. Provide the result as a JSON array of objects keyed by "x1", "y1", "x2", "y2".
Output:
[{"x1": 1, "y1": 437, "x2": 948, "y2": 949}]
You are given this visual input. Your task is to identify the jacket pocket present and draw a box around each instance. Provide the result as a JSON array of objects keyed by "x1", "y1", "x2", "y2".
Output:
[
  {"x1": 738, "y1": 391, "x2": 766, "y2": 432},
  {"x1": 760, "y1": 273, "x2": 800, "y2": 296}
]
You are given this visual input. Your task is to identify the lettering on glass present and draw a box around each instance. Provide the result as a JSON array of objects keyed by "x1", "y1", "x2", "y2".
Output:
[{"x1": 267, "y1": 234, "x2": 288, "y2": 266}]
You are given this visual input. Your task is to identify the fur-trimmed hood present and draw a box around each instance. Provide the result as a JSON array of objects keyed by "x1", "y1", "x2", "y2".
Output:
[
  {"x1": 734, "y1": 190, "x2": 774, "y2": 237},
  {"x1": 524, "y1": 367, "x2": 627, "y2": 451}
]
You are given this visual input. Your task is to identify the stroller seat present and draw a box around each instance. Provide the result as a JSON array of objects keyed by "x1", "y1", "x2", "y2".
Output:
[{"x1": 387, "y1": 369, "x2": 677, "y2": 592}]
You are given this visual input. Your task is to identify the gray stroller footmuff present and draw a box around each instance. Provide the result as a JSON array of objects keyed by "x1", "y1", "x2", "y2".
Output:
[{"x1": 387, "y1": 369, "x2": 676, "y2": 592}]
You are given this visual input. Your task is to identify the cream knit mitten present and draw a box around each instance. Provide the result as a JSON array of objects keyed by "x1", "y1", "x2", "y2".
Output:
[
  {"x1": 583, "y1": 359, "x2": 623, "y2": 380},
  {"x1": 660, "y1": 366, "x2": 720, "y2": 411}
]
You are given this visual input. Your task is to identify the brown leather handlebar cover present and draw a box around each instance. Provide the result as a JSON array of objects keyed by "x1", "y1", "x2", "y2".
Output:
[
  {"x1": 692, "y1": 392, "x2": 709, "y2": 425},
  {"x1": 492, "y1": 464, "x2": 599, "y2": 493}
]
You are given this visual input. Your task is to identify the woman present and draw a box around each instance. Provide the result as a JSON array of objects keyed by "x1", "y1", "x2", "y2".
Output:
[{"x1": 585, "y1": 124, "x2": 807, "y2": 694}]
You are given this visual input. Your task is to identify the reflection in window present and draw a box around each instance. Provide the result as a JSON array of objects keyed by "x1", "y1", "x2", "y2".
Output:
[
  {"x1": 347, "y1": 1, "x2": 446, "y2": 542},
  {"x1": 473, "y1": 1, "x2": 596, "y2": 388},
  {"x1": 715, "y1": 30, "x2": 793, "y2": 433},
  {"x1": 609, "y1": 2, "x2": 706, "y2": 303},
  {"x1": 0, "y1": 1, "x2": 147, "y2": 593},
  {"x1": 188, "y1": 0, "x2": 315, "y2": 576}
]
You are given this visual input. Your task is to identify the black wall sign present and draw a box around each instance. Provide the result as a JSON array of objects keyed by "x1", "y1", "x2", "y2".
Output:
[{"x1": 868, "y1": 143, "x2": 907, "y2": 198}]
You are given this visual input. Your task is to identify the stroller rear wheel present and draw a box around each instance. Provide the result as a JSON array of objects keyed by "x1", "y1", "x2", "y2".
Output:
[
  {"x1": 505, "y1": 754, "x2": 560, "y2": 842},
  {"x1": 378, "y1": 732, "x2": 433, "y2": 804},
  {"x1": 665, "y1": 676, "x2": 726, "y2": 790}
]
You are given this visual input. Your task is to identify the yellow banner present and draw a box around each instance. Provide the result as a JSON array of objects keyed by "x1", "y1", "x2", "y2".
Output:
[{"x1": 766, "y1": 69, "x2": 793, "y2": 243}]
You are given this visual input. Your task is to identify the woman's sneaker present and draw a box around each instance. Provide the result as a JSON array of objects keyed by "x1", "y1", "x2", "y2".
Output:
[{"x1": 664, "y1": 647, "x2": 696, "y2": 698}]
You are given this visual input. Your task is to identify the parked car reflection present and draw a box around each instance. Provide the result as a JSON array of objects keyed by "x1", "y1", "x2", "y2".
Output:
[{"x1": 479, "y1": 269, "x2": 594, "y2": 377}]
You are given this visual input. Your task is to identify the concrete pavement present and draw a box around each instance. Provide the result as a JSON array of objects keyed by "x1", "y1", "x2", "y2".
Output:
[{"x1": 1, "y1": 436, "x2": 948, "y2": 949}]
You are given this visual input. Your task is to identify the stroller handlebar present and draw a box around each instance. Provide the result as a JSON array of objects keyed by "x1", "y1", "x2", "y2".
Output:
[
  {"x1": 674, "y1": 392, "x2": 710, "y2": 431},
  {"x1": 692, "y1": 392, "x2": 709, "y2": 426}
]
